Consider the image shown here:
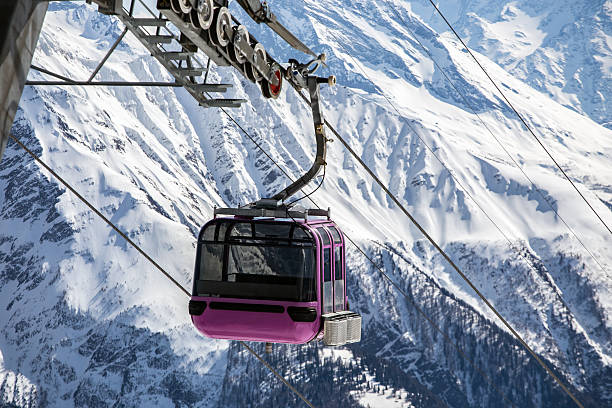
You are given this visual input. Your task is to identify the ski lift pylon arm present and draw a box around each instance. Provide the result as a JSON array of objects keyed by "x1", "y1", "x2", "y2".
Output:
[{"x1": 272, "y1": 71, "x2": 334, "y2": 202}]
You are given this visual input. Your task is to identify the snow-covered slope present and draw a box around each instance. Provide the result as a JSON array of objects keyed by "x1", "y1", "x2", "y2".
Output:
[
  {"x1": 408, "y1": 0, "x2": 612, "y2": 128},
  {"x1": 1, "y1": 1, "x2": 611, "y2": 407}
]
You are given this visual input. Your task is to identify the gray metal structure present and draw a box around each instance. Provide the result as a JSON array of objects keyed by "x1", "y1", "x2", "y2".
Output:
[
  {"x1": 0, "y1": 0, "x2": 48, "y2": 161},
  {"x1": 214, "y1": 204, "x2": 329, "y2": 220},
  {"x1": 5, "y1": 0, "x2": 335, "y2": 202},
  {"x1": 3, "y1": 0, "x2": 362, "y2": 347},
  {"x1": 272, "y1": 71, "x2": 331, "y2": 203},
  {"x1": 150, "y1": 0, "x2": 335, "y2": 204}
]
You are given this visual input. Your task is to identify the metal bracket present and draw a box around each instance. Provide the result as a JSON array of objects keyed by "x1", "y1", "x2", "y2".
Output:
[
  {"x1": 271, "y1": 70, "x2": 334, "y2": 202},
  {"x1": 285, "y1": 54, "x2": 331, "y2": 89},
  {"x1": 234, "y1": 0, "x2": 315, "y2": 56},
  {"x1": 214, "y1": 204, "x2": 329, "y2": 220}
]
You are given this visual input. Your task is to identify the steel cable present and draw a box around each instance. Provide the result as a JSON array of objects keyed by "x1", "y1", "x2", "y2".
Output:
[
  {"x1": 421, "y1": 0, "x2": 612, "y2": 238},
  {"x1": 14, "y1": 82, "x2": 506, "y2": 406},
  {"x1": 21, "y1": 3, "x2": 579, "y2": 403},
  {"x1": 380, "y1": 0, "x2": 607, "y2": 276},
  {"x1": 239, "y1": 40, "x2": 581, "y2": 404},
  {"x1": 308, "y1": 14, "x2": 586, "y2": 404},
  {"x1": 317, "y1": 112, "x2": 584, "y2": 408},
  {"x1": 320, "y1": 21, "x2": 609, "y2": 405},
  {"x1": 7, "y1": 132, "x2": 317, "y2": 408},
  {"x1": 213, "y1": 85, "x2": 515, "y2": 406}
]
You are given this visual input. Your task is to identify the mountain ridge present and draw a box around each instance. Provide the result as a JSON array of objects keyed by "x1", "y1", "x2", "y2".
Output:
[{"x1": 1, "y1": 1, "x2": 611, "y2": 406}]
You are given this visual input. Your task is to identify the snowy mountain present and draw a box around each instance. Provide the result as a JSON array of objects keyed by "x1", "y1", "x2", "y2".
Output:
[
  {"x1": 1, "y1": 1, "x2": 611, "y2": 407},
  {"x1": 408, "y1": 0, "x2": 612, "y2": 129}
]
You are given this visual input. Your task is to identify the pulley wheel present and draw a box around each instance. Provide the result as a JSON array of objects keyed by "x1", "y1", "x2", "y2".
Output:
[
  {"x1": 196, "y1": 0, "x2": 214, "y2": 30},
  {"x1": 210, "y1": 7, "x2": 231, "y2": 47},
  {"x1": 229, "y1": 25, "x2": 249, "y2": 65},
  {"x1": 170, "y1": 0, "x2": 182, "y2": 14},
  {"x1": 178, "y1": 0, "x2": 193, "y2": 14},
  {"x1": 245, "y1": 43, "x2": 266, "y2": 82},
  {"x1": 261, "y1": 63, "x2": 283, "y2": 99},
  {"x1": 189, "y1": 9, "x2": 200, "y2": 29}
]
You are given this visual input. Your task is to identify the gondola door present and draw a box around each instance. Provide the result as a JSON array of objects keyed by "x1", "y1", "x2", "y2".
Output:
[
  {"x1": 316, "y1": 227, "x2": 334, "y2": 314},
  {"x1": 328, "y1": 226, "x2": 345, "y2": 312}
]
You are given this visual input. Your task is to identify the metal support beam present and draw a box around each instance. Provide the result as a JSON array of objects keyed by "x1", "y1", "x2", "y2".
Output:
[
  {"x1": 272, "y1": 76, "x2": 327, "y2": 202},
  {"x1": 0, "y1": 0, "x2": 48, "y2": 161},
  {"x1": 87, "y1": 27, "x2": 128, "y2": 82},
  {"x1": 24, "y1": 80, "x2": 232, "y2": 92},
  {"x1": 214, "y1": 206, "x2": 329, "y2": 219},
  {"x1": 25, "y1": 80, "x2": 185, "y2": 87}
]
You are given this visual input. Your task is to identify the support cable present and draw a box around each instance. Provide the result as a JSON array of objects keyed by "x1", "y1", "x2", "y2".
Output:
[
  {"x1": 20, "y1": 80, "x2": 508, "y2": 406},
  {"x1": 25, "y1": 6, "x2": 559, "y2": 404},
  {"x1": 421, "y1": 0, "x2": 612, "y2": 237},
  {"x1": 8, "y1": 133, "x2": 190, "y2": 297},
  {"x1": 287, "y1": 166, "x2": 325, "y2": 207},
  {"x1": 214, "y1": 101, "x2": 515, "y2": 407},
  {"x1": 315, "y1": 110, "x2": 584, "y2": 408},
  {"x1": 218, "y1": 34, "x2": 583, "y2": 402},
  {"x1": 323, "y1": 20, "x2": 608, "y2": 363},
  {"x1": 215, "y1": 104, "x2": 295, "y2": 182},
  {"x1": 25, "y1": 80, "x2": 197, "y2": 87},
  {"x1": 324, "y1": 28, "x2": 607, "y2": 293},
  {"x1": 312, "y1": 20, "x2": 591, "y2": 405},
  {"x1": 8, "y1": 132, "x2": 316, "y2": 408},
  {"x1": 344, "y1": 234, "x2": 516, "y2": 408},
  {"x1": 380, "y1": 0, "x2": 607, "y2": 275},
  {"x1": 30, "y1": 64, "x2": 77, "y2": 83}
]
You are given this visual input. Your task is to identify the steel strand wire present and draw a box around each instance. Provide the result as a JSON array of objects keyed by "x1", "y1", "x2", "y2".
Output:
[
  {"x1": 318, "y1": 115, "x2": 585, "y2": 408},
  {"x1": 311, "y1": 21, "x2": 584, "y2": 404},
  {"x1": 214, "y1": 93, "x2": 514, "y2": 407},
  {"x1": 55, "y1": 16, "x2": 564, "y2": 404},
  {"x1": 327, "y1": 24, "x2": 608, "y2": 282},
  {"x1": 24, "y1": 10, "x2": 549, "y2": 403},
  {"x1": 7, "y1": 133, "x2": 190, "y2": 297},
  {"x1": 343, "y1": 235, "x2": 517, "y2": 408},
  {"x1": 239, "y1": 341, "x2": 316, "y2": 408},
  {"x1": 322, "y1": 32, "x2": 608, "y2": 396},
  {"x1": 7, "y1": 132, "x2": 317, "y2": 408},
  {"x1": 420, "y1": 0, "x2": 612, "y2": 238},
  {"x1": 214, "y1": 25, "x2": 568, "y2": 400},
  {"x1": 380, "y1": 0, "x2": 607, "y2": 277}
]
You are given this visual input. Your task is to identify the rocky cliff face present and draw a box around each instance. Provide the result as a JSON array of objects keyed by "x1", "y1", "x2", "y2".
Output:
[{"x1": 0, "y1": 1, "x2": 610, "y2": 407}]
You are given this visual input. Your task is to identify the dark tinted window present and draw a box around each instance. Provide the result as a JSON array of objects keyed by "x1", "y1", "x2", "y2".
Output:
[
  {"x1": 196, "y1": 220, "x2": 316, "y2": 301},
  {"x1": 317, "y1": 228, "x2": 330, "y2": 245},
  {"x1": 216, "y1": 222, "x2": 230, "y2": 241},
  {"x1": 231, "y1": 222, "x2": 253, "y2": 237},
  {"x1": 227, "y1": 245, "x2": 313, "y2": 280},
  {"x1": 323, "y1": 248, "x2": 331, "y2": 282},
  {"x1": 201, "y1": 224, "x2": 215, "y2": 241},
  {"x1": 199, "y1": 243, "x2": 315, "y2": 301},
  {"x1": 200, "y1": 243, "x2": 223, "y2": 281},
  {"x1": 255, "y1": 223, "x2": 291, "y2": 238},
  {"x1": 334, "y1": 246, "x2": 343, "y2": 280},
  {"x1": 328, "y1": 226, "x2": 342, "y2": 244},
  {"x1": 293, "y1": 227, "x2": 310, "y2": 239}
]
